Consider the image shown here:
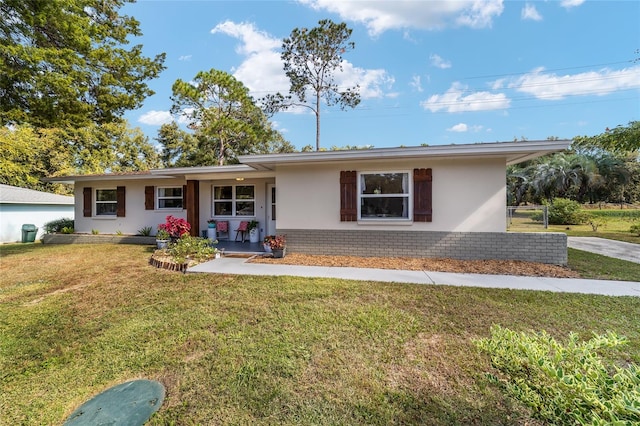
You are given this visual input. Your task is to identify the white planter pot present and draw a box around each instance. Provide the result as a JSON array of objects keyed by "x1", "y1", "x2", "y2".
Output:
[
  {"x1": 156, "y1": 239, "x2": 170, "y2": 249},
  {"x1": 249, "y1": 228, "x2": 259, "y2": 243}
]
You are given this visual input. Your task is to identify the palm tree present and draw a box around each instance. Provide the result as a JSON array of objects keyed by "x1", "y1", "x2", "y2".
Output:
[{"x1": 529, "y1": 154, "x2": 582, "y2": 203}]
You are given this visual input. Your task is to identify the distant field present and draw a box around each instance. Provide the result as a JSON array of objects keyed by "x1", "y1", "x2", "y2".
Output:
[{"x1": 508, "y1": 207, "x2": 640, "y2": 244}]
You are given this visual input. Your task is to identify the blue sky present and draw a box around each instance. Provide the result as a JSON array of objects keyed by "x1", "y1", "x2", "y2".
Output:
[{"x1": 122, "y1": 0, "x2": 640, "y2": 150}]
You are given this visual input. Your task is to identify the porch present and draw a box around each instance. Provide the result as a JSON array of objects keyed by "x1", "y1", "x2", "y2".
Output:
[{"x1": 215, "y1": 240, "x2": 266, "y2": 256}]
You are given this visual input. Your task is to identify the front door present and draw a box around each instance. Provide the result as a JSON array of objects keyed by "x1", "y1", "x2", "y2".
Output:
[{"x1": 266, "y1": 184, "x2": 276, "y2": 236}]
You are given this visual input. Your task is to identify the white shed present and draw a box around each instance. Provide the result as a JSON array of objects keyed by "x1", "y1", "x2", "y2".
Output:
[{"x1": 0, "y1": 184, "x2": 74, "y2": 243}]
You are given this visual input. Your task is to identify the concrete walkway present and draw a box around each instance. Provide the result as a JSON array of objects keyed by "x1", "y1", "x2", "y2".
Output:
[
  {"x1": 188, "y1": 257, "x2": 640, "y2": 297},
  {"x1": 568, "y1": 237, "x2": 640, "y2": 264}
]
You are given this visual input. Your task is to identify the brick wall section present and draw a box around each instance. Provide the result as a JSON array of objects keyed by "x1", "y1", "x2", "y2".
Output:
[{"x1": 277, "y1": 229, "x2": 568, "y2": 265}]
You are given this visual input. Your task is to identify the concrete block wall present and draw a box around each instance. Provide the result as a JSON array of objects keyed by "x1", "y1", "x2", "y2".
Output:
[
  {"x1": 277, "y1": 229, "x2": 568, "y2": 265},
  {"x1": 42, "y1": 234, "x2": 156, "y2": 245}
]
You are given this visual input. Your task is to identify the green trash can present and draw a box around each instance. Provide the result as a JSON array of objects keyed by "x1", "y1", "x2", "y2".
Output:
[{"x1": 21, "y1": 224, "x2": 38, "y2": 243}]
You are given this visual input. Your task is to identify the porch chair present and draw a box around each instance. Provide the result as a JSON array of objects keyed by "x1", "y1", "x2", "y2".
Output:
[
  {"x1": 234, "y1": 221, "x2": 249, "y2": 242},
  {"x1": 215, "y1": 220, "x2": 229, "y2": 240}
]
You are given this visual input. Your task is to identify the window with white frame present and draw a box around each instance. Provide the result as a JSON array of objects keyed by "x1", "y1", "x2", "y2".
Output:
[
  {"x1": 157, "y1": 187, "x2": 183, "y2": 209},
  {"x1": 213, "y1": 185, "x2": 255, "y2": 216},
  {"x1": 95, "y1": 189, "x2": 117, "y2": 216},
  {"x1": 359, "y1": 172, "x2": 410, "y2": 220}
]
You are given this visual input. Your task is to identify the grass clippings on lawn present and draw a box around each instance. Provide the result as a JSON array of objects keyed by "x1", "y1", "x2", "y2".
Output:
[{"x1": 250, "y1": 253, "x2": 580, "y2": 278}]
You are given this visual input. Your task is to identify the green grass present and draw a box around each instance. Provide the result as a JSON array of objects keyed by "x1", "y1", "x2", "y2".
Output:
[
  {"x1": 1, "y1": 243, "x2": 638, "y2": 425},
  {"x1": 509, "y1": 208, "x2": 640, "y2": 243},
  {"x1": 568, "y1": 248, "x2": 640, "y2": 281}
]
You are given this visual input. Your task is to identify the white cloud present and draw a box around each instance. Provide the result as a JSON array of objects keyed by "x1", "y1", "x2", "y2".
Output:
[
  {"x1": 297, "y1": 0, "x2": 504, "y2": 36},
  {"x1": 211, "y1": 21, "x2": 289, "y2": 95},
  {"x1": 409, "y1": 75, "x2": 423, "y2": 92},
  {"x1": 448, "y1": 123, "x2": 468, "y2": 132},
  {"x1": 421, "y1": 82, "x2": 511, "y2": 113},
  {"x1": 508, "y1": 66, "x2": 640, "y2": 100},
  {"x1": 337, "y1": 62, "x2": 395, "y2": 99},
  {"x1": 560, "y1": 0, "x2": 585, "y2": 9},
  {"x1": 430, "y1": 54, "x2": 452, "y2": 69},
  {"x1": 211, "y1": 20, "x2": 395, "y2": 103},
  {"x1": 178, "y1": 55, "x2": 192, "y2": 61},
  {"x1": 521, "y1": 4, "x2": 542, "y2": 21},
  {"x1": 447, "y1": 123, "x2": 484, "y2": 132},
  {"x1": 138, "y1": 110, "x2": 173, "y2": 126}
]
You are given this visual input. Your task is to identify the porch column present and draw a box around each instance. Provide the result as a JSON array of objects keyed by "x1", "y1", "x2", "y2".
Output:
[{"x1": 186, "y1": 180, "x2": 199, "y2": 237}]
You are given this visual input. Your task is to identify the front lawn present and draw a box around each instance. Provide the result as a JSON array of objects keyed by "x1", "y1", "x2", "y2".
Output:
[
  {"x1": 1, "y1": 244, "x2": 638, "y2": 425},
  {"x1": 567, "y1": 248, "x2": 640, "y2": 281}
]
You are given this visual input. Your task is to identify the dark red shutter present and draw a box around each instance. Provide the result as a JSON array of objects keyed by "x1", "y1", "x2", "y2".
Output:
[
  {"x1": 413, "y1": 168, "x2": 432, "y2": 222},
  {"x1": 145, "y1": 186, "x2": 154, "y2": 210},
  {"x1": 340, "y1": 171, "x2": 357, "y2": 221},
  {"x1": 83, "y1": 187, "x2": 92, "y2": 217},
  {"x1": 116, "y1": 186, "x2": 126, "y2": 217}
]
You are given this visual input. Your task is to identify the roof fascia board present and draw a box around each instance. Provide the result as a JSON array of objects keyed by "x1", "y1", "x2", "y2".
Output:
[
  {"x1": 239, "y1": 140, "x2": 571, "y2": 169},
  {"x1": 149, "y1": 164, "x2": 255, "y2": 175},
  {"x1": 1, "y1": 200, "x2": 74, "y2": 205},
  {"x1": 43, "y1": 174, "x2": 176, "y2": 183}
]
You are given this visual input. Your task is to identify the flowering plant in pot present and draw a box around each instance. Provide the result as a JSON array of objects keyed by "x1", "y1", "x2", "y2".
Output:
[
  {"x1": 263, "y1": 235, "x2": 275, "y2": 252},
  {"x1": 267, "y1": 235, "x2": 286, "y2": 258},
  {"x1": 158, "y1": 215, "x2": 190, "y2": 240}
]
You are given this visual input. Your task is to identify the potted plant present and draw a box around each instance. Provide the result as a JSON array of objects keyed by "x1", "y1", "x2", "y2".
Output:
[
  {"x1": 206, "y1": 219, "x2": 217, "y2": 240},
  {"x1": 248, "y1": 220, "x2": 260, "y2": 243},
  {"x1": 263, "y1": 235, "x2": 275, "y2": 253},
  {"x1": 155, "y1": 229, "x2": 171, "y2": 249},
  {"x1": 268, "y1": 235, "x2": 286, "y2": 258},
  {"x1": 158, "y1": 215, "x2": 191, "y2": 241}
]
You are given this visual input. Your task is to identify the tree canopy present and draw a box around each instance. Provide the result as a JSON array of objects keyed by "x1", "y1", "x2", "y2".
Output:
[
  {"x1": 262, "y1": 19, "x2": 361, "y2": 151},
  {"x1": 167, "y1": 69, "x2": 293, "y2": 166},
  {"x1": 0, "y1": 0, "x2": 166, "y2": 128},
  {"x1": 0, "y1": 0, "x2": 166, "y2": 192},
  {"x1": 573, "y1": 121, "x2": 640, "y2": 154},
  {"x1": 0, "y1": 123, "x2": 160, "y2": 194}
]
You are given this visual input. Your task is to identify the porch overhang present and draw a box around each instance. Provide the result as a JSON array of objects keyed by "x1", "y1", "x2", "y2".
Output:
[{"x1": 149, "y1": 164, "x2": 275, "y2": 180}]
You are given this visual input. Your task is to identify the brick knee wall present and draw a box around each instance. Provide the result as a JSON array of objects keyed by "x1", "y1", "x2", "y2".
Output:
[{"x1": 276, "y1": 229, "x2": 567, "y2": 265}]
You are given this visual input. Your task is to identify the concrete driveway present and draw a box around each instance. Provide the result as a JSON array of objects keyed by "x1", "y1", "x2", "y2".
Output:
[{"x1": 567, "y1": 237, "x2": 640, "y2": 264}]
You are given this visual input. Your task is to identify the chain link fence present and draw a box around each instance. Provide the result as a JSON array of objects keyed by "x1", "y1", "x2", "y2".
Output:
[{"x1": 507, "y1": 205, "x2": 548, "y2": 230}]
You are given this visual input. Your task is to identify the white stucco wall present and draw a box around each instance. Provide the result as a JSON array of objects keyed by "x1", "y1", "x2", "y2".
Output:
[
  {"x1": 197, "y1": 178, "x2": 274, "y2": 240},
  {"x1": 276, "y1": 157, "x2": 507, "y2": 232},
  {"x1": 74, "y1": 179, "x2": 187, "y2": 235},
  {"x1": 0, "y1": 204, "x2": 75, "y2": 242},
  {"x1": 74, "y1": 177, "x2": 275, "y2": 238}
]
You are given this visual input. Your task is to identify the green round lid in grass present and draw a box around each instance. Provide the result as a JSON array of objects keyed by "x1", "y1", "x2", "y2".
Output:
[{"x1": 64, "y1": 379, "x2": 164, "y2": 426}]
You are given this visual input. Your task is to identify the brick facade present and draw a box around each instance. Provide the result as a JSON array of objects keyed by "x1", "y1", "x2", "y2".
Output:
[{"x1": 277, "y1": 229, "x2": 568, "y2": 265}]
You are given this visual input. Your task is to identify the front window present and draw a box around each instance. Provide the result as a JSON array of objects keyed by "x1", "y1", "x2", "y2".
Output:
[
  {"x1": 213, "y1": 185, "x2": 255, "y2": 216},
  {"x1": 96, "y1": 189, "x2": 117, "y2": 216},
  {"x1": 359, "y1": 172, "x2": 410, "y2": 220},
  {"x1": 158, "y1": 187, "x2": 183, "y2": 209}
]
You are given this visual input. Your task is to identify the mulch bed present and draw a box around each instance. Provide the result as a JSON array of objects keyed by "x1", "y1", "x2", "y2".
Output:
[{"x1": 249, "y1": 253, "x2": 580, "y2": 278}]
